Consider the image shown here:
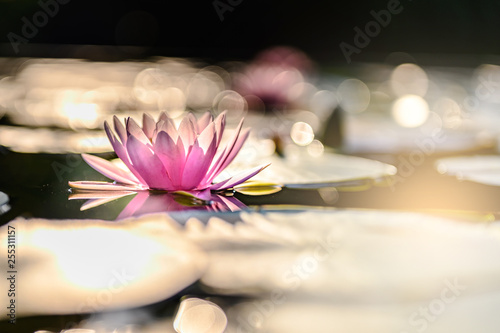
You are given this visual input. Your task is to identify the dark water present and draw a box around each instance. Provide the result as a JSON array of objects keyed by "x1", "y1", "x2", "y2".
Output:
[{"x1": 1, "y1": 144, "x2": 499, "y2": 226}]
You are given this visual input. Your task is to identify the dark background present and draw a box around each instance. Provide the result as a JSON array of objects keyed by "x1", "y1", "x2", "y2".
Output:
[{"x1": 1, "y1": 0, "x2": 500, "y2": 66}]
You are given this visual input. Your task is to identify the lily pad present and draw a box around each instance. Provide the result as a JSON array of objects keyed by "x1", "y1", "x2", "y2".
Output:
[
  {"x1": 174, "y1": 209, "x2": 500, "y2": 302},
  {"x1": 343, "y1": 113, "x2": 494, "y2": 154},
  {"x1": 435, "y1": 155, "x2": 500, "y2": 186},
  {"x1": 220, "y1": 147, "x2": 397, "y2": 188},
  {"x1": 233, "y1": 181, "x2": 283, "y2": 196},
  {"x1": 0, "y1": 215, "x2": 207, "y2": 317}
]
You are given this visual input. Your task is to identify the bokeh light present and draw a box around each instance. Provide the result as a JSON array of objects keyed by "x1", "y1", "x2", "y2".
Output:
[
  {"x1": 337, "y1": 78, "x2": 370, "y2": 114},
  {"x1": 391, "y1": 94, "x2": 430, "y2": 127},
  {"x1": 290, "y1": 121, "x2": 315, "y2": 146},
  {"x1": 390, "y1": 63, "x2": 429, "y2": 97},
  {"x1": 173, "y1": 298, "x2": 227, "y2": 333}
]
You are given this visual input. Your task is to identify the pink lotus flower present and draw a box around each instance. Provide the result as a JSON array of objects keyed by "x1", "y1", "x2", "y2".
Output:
[{"x1": 69, "y1": 111, "x2": 269, "y2": 199}]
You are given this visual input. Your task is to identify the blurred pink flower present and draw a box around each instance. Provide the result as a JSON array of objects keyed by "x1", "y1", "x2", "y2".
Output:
[
  {"x1": 232, "y1": 46, "x2": 314, "y2": 111},
  {"x1": 253, "y1": 45, "x2": 314, "y2": 73},
  {"x1": 69, "y1": 111, "x2": 268, "y2": 199},
  {"x1": 233, "y1": 64, "x2": 304, "y2": 110}
]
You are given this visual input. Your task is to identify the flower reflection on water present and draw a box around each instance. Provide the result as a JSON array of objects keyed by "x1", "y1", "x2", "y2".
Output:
[{"x1": 69, "y1": 189, "x2": 247, "y2": 220}]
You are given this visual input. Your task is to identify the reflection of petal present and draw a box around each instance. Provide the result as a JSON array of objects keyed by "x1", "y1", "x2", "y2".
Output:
[
  {"x1": 69, "y1": 190, "x2": 247, "y2": 219},
  {"x1": 116, "y1": 192, "x2": 246, "y2": 219},
  {"x1": 212, "y1": 195, "x2": 247, "y2": 212},
  {"x1": 116, "y1": 191, "x2": 199, "y2": 220},
  {"x1": 80, "y1": 196, "x2": 129, "y2": 211},
  {"x1": 116, "y1": 191, "x2": 152, "y2": 220}
]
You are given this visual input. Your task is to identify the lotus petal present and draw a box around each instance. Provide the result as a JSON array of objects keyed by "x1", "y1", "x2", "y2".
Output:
[
  {"x1": 210, "y1": 164, "x2": 270, "y2": 191},
  {"x1": 126, "y1": 136, "x2": 174, "y2": 190},
  {"x1": 81, "y1": 153, "x2": 138, "y2": 185},
  {"x1": 142, "y1": 113, "x2": 156, "y2": 139},
  {"x1": 68, "y1": 181, "x2": 144, "y2": 191}
]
